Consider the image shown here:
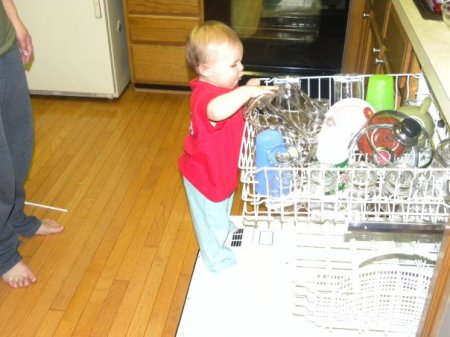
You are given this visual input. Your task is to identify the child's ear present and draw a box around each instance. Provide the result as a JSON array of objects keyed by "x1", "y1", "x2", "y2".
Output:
[{"x1": 199, "y1": 64, "x2": 212, "y2": 77}]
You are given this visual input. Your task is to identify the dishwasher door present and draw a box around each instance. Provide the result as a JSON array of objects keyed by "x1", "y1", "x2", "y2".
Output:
[{"x1": 176, "y1": 217, "x2": 440, "y2": 337}]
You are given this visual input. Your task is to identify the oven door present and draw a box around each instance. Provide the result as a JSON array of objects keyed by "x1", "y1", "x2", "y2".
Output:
[{"x1": 205, "y1": 0, "x2": 350, "y2": 77}]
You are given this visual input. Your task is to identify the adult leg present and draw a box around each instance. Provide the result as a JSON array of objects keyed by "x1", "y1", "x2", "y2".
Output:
[
  {"x1": 2, "y1": 46, "x2": 62, "y2": 237},
  {"x1": 0, "y1": 50, "x2": 36, "y2": 288}
]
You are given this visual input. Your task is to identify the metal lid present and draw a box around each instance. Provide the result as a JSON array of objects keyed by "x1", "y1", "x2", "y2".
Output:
[{"x1": 392, "y1": 117, "x2": 421, "y2": 147}]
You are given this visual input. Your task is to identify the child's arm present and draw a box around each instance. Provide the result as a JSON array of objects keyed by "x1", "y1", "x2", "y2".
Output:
[{"x1": 207, "y1": 81, "x2": 276, "y2": 122}]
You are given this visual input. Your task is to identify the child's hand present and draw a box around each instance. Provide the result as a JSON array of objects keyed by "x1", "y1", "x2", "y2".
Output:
[
  {"x1": 246, "y1": 85, "x2": 278, "y2": 99},
  {"x1": 246, "y1": 78, "x2": 262, "y2": 86},
  {"x1": 245, "y1": 78, "x2": 278, "y2": 98}
]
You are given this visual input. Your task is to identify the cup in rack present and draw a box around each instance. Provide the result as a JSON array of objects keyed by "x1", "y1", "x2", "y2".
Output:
[
  {"x1": 305, "y1": 162, "x2": 338, "y2": 214},
  {"x1": 345, "y1": 162, "x2": 378, "y2": 214},
  {"x1": 332, "y1": 74, "x2": 364, "y2": 104},
  {"x1": 365, "y1": 75, "x2": 395, "y2": 112},
  {"x1": 255, "y1": 129, "x2": 284, "y2": 195},
  {"x1": 266, "y1": 143, "x2": 300, "y2": 198}
]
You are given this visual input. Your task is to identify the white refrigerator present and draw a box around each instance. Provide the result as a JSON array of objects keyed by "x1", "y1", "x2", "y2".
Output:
[{"x1": 14, "y1": 0, "x2": 130, "y2": 99}]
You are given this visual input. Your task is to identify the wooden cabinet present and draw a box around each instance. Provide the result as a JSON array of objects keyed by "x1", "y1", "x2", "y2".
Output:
[
  {"x1": 341, "y1": 0, "x2": 368, "y2": 73},
  {"x1": 358, "y1": 11, "x2": 385, "y2": 74},
  {"x1": 342, "y1": 0, "x2": 421, "y2": 104},
  {"x1": 123, "y1": 0, "x2": 203, "y2": 86},
  {"x1": 383, "y1": 4, "x2": 412, "y2": 74},
  {"x1": 343, "y1": 0, "x2": 420, "y2": 76}
]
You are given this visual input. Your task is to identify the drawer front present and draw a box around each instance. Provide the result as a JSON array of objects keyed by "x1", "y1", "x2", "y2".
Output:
[
  {"x1": 126, "y1": 0, "x2": 200, "y2": 16},
  {"x1": 128, "y1": 17, "x2": 200, "y2": 44},
  {"x1": 131, "y1": 44, "x2": 194, "y2": 85}
]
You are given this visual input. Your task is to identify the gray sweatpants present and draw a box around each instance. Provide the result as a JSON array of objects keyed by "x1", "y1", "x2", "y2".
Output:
[{"x1": 0, "y1": 46, "x2": 40, "y2": 275}]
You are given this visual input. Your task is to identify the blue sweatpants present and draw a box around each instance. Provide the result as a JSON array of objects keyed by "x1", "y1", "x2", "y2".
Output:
[
  {"x1": 0, "y1": 46, "x2": 40, "y2": 275},
  {"x1": 183, "y1": 177, "x2": 237, "y2": 273}
]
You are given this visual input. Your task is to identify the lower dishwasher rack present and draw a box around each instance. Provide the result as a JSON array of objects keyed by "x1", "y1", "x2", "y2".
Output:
[{"x1": 291, "y1": 226, "x2": 440, "y2": 335}]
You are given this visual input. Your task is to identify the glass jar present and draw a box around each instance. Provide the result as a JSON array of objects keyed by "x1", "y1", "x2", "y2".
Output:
[
  {"x1": 347, "y1": 162, "x2": 378, "y2": 197},
  {"x1": 383, "y1": 165, "x2": 415, "y2": 198},
  {"x1": 269, "y1": 169, "x2": 294, "y2": 198},
  {"x1": 435, "y1": 138, "x2": 450, "y2": 167},
  {"x1": 266, "y1": 143, "x2": 299, "y2": 198},
  {"x1": 409, "y1": 163, "x2": 448, "y2": 223},
  {"x1": 306, "y1": 163, "x2": 338, "y2": 212},
  {"x1": 308, "y1": 163, "x2": 337, "y2": 195},
  {"x1": 382, "y1": 163, "x2": 415, "y2": 218},
  {"x1": 345, "y1": 162, "x2": 378, "y2": 214}
]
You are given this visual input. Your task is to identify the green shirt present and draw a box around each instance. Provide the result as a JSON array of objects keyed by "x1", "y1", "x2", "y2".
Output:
[{"x1": 0, "y1": 3, "x2": 16, "y2": 56}]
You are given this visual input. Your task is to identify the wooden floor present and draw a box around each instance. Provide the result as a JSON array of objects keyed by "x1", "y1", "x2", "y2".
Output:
[{"x1": 0, "y1": 85, "x2": 242, "y2": 337}]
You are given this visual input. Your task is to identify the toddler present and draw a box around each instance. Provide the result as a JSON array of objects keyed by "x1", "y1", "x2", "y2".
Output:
[{"x1": 179, "y1": 20, "x2": 276, "y2": 273}]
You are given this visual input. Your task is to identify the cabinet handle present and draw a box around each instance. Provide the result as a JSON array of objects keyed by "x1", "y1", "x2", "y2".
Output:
[
  {"x1": 372, "y1": 48, "x2": 381, "y2": 54},
  {"x1": 375, "y1": 58, "x2": 385, "y2": 64},
  {"x1": 363, "y1": 12, "x2": 370, "y2": 18}
]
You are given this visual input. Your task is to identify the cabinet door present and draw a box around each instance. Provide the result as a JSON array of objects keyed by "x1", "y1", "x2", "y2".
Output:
[
  {"x1": 369, "y1": 0, "x2": 390, "y2": 34},
  {"x1": 341, "y1": 0, "x2": 370, "y2": 73},
  {"x1": 359, "y1": 16, "x2": 384, "y2": 74},
  {"x1": 398, "y1": 49, "x2": 421, "y2": 105},
  {"x1": 384, "y1": 5, "x2": 410, "y2": 74}
]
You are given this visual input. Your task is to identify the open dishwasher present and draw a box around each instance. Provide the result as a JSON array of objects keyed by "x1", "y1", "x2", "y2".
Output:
[{"x1": 176, "y1": 74, "x2": 450, "y2": 337}]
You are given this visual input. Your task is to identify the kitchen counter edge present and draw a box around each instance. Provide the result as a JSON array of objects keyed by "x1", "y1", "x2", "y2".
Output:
[{"x1": 393, "y1": 0, "x2": 450, "y2": 123}]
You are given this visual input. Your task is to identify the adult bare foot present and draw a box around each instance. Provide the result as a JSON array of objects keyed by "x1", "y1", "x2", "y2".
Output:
[
  {"x1": 35, "y1": 218, "x2": 64, "y2": 236},
  {"x1": 1, "y1": 260, "x2": 37, "y2": 288}
]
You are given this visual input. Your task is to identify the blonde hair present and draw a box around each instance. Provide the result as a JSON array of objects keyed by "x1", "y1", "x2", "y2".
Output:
[{"x1": 186, "y1": 20, "x2": 242, "y2": 73}]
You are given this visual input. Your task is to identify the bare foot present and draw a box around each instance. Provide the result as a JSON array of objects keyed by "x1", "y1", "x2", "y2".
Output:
[
  {"x1": 2, "y1": 260, "x2": 37, "y2": 288},
  {"x1": 35, "y1": 218, "x2": 64, "y2": 236}
]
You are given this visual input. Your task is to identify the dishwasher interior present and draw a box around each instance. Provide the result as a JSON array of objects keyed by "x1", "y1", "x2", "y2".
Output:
[{"x1": 176, "y1": 73, "x2": 449, "y2": 337}]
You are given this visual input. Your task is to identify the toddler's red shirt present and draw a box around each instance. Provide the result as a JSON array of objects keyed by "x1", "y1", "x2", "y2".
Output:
[{"x1": 179, "y1": 78, "x2": 245, "y2": 202}]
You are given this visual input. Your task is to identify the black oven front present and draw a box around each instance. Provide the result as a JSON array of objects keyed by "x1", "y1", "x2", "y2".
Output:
[{"x1": 204, "y1": 0, "x2": 350, "y2": 78}]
